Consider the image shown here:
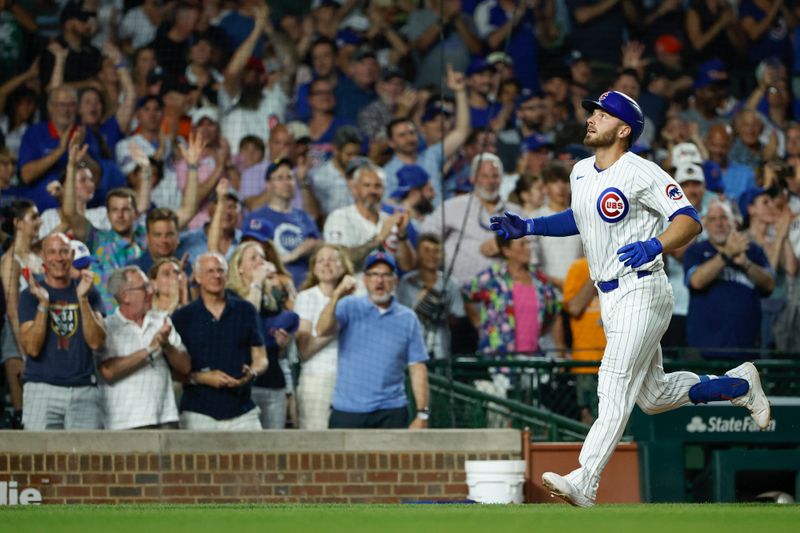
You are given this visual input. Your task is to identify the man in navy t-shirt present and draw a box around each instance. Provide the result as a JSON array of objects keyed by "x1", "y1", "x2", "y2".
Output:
[
  {"x1": 244, "y1": 159, "x2": 322, "y2": 288},
  {"x1": 684, "y1": 200, "x2": 775, "y2": 358},
  {"x1": 18, "y1": 233, "x2": 106, "y2": 429}
]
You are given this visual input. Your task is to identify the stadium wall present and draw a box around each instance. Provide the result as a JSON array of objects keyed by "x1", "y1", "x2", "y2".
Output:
[{"x1": 0, "y1": 430, "x2": 520, "y2": 504}]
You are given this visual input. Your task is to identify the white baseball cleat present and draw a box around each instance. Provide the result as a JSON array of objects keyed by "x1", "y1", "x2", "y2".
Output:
[
  {"x1": 541, "y1": 472, "x2": 594, "y2": 508},
  {"x1": 725, "y1": 362, "x2": 771, "y2": 430}
]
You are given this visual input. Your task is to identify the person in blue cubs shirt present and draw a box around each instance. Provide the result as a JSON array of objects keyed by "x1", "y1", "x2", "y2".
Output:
[
  {"x1": 244, "y1": 159, "x2": 322, "y2": 288},
  {"x1": 172, "y1": 252, "x2": 268, "y2": 430},
  {"x1": 684, "y1": 200, "x2": 775, "y2": 358},
  {"x1": 18, "y1": 233, "x2": 106, "y2": 430},
  {"x1": 316, "y1": 251, "x2": 430, "y2": 429}
]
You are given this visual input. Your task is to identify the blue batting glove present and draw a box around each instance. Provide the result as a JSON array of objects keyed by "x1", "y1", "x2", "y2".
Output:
[
  {"x1": 489, "y1": 211, "x2": 533, "y2": 240},
  {"x1": 616, "y1": 238, "x2": 663, "y2": 269}
]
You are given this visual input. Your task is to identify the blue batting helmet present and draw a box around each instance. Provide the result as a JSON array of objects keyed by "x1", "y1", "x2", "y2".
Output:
[{"x1": 582, "y1": 91, "x2": 645, "y2": 145}]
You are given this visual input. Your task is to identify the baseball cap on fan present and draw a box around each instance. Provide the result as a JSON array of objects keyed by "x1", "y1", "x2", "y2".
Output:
[
  {"x1": 674, "y1": 163, "x2": 705, "y2": 185},
  {"x1": 70, "y1": 240, "x2": 95, "y2": 270},
  {"x1": 671, "y1": 143, "x2": 704, "y2": 168},
  {"x1": 693, "y1": 59, "x2": 729, "y2": 90}
]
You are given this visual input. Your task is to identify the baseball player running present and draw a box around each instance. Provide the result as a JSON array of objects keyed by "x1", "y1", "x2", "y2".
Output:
[{"x1": 490, "y1": 91, "x2": 771, "y2": 507}]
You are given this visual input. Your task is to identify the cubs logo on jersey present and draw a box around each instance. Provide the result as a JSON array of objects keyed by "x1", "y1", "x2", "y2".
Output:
[
  {"x1": 665, "y1": 184, "x2": 684, "y2": 201},
  {"x1": 596, "y1": 187, "x2": 629, "y2": 223}
]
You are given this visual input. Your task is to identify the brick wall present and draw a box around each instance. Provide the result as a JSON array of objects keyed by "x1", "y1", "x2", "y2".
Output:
[{"x1": 0, "y1": 430, "x2": 521, "y2": 504}]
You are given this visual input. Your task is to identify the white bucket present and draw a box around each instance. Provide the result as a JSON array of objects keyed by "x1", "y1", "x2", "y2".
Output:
[{"x1": 465, "y1": 460, "x2": 527, "y2": 504}]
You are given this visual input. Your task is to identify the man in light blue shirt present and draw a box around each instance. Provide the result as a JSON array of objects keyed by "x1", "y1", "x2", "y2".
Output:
[{"x1": 316, "y1": 251, "x2": 430, "y2": 429}]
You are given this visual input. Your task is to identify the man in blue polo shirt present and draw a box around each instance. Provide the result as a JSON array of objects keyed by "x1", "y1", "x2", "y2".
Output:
[
  {"x1": 316, "y1": 251, "x2": 429, "y2": 429},
  {"x1": 172, "y1": 252, "x2": 267, "y2": 430}
]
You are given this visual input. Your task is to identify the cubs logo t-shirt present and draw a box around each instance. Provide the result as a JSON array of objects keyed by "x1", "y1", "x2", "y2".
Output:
[{"x1": 18, "y1": 279, "x2": 104, "y2": 387}]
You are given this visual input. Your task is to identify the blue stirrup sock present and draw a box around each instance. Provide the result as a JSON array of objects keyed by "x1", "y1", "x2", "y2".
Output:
[{"x1": 689, "y1": 375, "x2": 749, "y2": 404}]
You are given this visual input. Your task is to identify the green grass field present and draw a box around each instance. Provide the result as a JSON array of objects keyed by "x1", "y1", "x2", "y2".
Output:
[{"x1": 1, "y1": 504, "x2": 798, "y2": 533}]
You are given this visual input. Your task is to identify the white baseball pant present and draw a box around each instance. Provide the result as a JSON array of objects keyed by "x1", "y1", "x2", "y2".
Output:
[{"x1": 564, "y1": 271, "x2": 701, "y2": 500}]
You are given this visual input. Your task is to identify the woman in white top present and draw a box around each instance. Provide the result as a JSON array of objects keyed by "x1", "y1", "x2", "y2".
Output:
[
  {"x1": 293, "y1": 244, "x2": 353, "y2": 429},
  {"x1": 0, "y1": 199, "x2": 43, "y2": 427}
]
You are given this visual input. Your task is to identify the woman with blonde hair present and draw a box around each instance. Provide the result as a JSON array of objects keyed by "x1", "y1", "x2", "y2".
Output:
[
  {"x1": 294, "y1": 244, "x2": 353, "y2": 429},
  {"x1": 228, "y1": 241, "x2": 299, "y2": 429}
]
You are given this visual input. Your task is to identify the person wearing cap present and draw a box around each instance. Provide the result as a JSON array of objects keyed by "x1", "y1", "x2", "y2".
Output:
[
  {"x1": 402, "y1": 0, "x2": 480, "y2": 89},
  {"x1": 517, "y1": 133, "x2": 554, "y2": 178},
  {"x1": 309, "y1": 125, "x2": 363, "y2": 217},
  {"x1": 220, "y1": 5, "x2": 288, "y2": 156},
  {"x1": 245, "y1": 159, "x2": 322, "y2": 288},
  {"x1": 419, "y1": 100, "x2": 455, "y2": 151},
  {"x1": 704, "y1": 123, "x2": 758, "y2": 202},
  {"x1": 239, "y1": 124, "x2": 293, "y2": 203},
  {"x1": 385, "y1": 164, "x2": 436, "y2": 248},
  {"x1": 0, "y1": 198, "x2": 44, "y2": 428},
  {"x1": 17, "y1": 232, "x2": 106, "y2": 430},
  {"x1": 323, "y1": 160, "x2": 415, "y2": 273},
  {"x1": 315, "y1": 251, "x2": 429, "y2": 429},
  {"x1": 422, "y1": 152, "x2": 522, "y2": 284},
  {"x1": 662, "y1": 163, "x2": 709, "y2": 348},
  {"x1": 335, "y1": 47, "x2": 378, "y2": 123},
  {"x1": 473, "y1": 0, "x2": 543, "y2": 91},
  {"x1": 465, "y1": 58, "x2": 503, "y2": 129},
  {"x1": 172, "y1": 252, "x2": 267, "y2": 430},
  {"x1": 491, "y1": 91, "x2": 773, "y2": 508},
  {"x1": 685, "y1": 198, "x2": 774, "y2": 357},
  {"x1": 152, "y1": 2, "x2": 199, "y2": 76},
  {"x1": 177, "y1": 178, "x2": 243, "y2": 268},
  {"x1": 678, "y1": 59, "x2": 731, "y2": 138},
  {"x1": 16, "y1": 88, "x2": 102, "y2": 211},
  {"x1": 98, "y1": 265, "x2": 190, "y2": 430},
  {"x1": 38, "y1": 1, "x2": 101, "y2": 87},
  {"x1": 497, "y1": 89, "x2": 548, "y2": 173},
  {"x1": 357, "y1": 66, "x2": 414, "y2": 141},
  {"x1": 383, "y1": 65, "x2": 471, "y2": 204}
]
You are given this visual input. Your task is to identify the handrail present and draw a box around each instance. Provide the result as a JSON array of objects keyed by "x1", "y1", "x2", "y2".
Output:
[
  {"x1": 426, "y1": 357, "x2": 800, "y2": 371},
  {"x1": 427, "y1": 373, "x2": 590, "y2": 440}
]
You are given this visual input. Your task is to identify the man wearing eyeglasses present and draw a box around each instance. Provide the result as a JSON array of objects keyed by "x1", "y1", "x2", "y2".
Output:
[
  {"x1": 98, "y1": 266, "x2": 190, "y2": 430},
  {"x1": 316, "y1": 251, "x2": 429, "y2": 429}
]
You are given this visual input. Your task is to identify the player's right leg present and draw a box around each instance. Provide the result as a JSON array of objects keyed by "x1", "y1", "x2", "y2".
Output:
[{"x1": 724, "y1": 362, "x2": 771, "y2": 429}]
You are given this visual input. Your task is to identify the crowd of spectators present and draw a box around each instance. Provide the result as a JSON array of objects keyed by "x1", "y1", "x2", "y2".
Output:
[{"x1": 1, "y1": 0, "x2": 799, "y2": 430}]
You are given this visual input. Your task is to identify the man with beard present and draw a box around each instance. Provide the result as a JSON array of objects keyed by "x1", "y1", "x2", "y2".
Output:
[
  {"x1": 465, "y1": 59, "x2": 503, "y2": 129},
  {"x1": 490, "y1": 90, "x2": 771, "y2": 507},
  {"x1": 219, "y1": 4, "x2": 287, "y2": 153},
  {"x1": 678, "y1": 59, "x2": 732, "y2": 138},
  {"x1": 38, "y1": 2, "x2": 101, "y2": 86},
  {"x1": 315, "y1": 251, "x2": 429, "y2": 429},
  {"x1": 309, "y1": 126, "x2": 363, "y2": 218},
  {"x1": 497, "y1": 88, "x2": 549, "y2": 172},
  {"x1": 385, "y1": 165, "x2": 436, "y2": 248},
  {"x1": 421, "y1": 152, "x2": 521, "y2": 284},
  {"x1": 383, "y1": 65, "x2": 471, "y2": 205},
  {"x1": 324, "y1": 161, "x2": 415, "y2": 273}
]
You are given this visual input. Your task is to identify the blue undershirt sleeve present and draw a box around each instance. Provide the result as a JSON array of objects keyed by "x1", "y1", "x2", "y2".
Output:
[{"x1": 529, "y1": 209, "x2": 580, "y2": 237}]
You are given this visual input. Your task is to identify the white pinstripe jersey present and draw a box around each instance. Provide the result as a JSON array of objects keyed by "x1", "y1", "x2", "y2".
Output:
[{"x1": 570, "y1": 151, "x2": 692, "y2": 282}]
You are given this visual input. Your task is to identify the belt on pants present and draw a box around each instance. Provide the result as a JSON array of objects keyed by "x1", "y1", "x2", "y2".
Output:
[{"x1": 597, "y1": 271, "x2": 652, "y2": 293}]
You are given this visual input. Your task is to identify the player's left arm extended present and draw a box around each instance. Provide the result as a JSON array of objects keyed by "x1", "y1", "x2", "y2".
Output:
[
  {"x1": 489, "y1": 209, "x2": 579, "y2": 240},
  {"x1": 617, "y1": 207, "x2": 702, "y2": 269}
]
